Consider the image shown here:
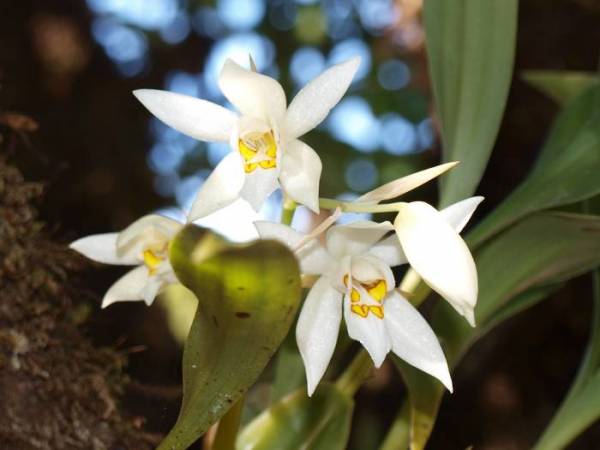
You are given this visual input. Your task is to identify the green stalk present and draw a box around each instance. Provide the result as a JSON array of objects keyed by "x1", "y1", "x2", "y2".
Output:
[
  {"x1": 379, "y1": 402, "x2": 410, "y2": 450},
  {"x1": 212, "y1": 397, "x2": 244, "y2": 450},
  {"x1": 400, "y1": 268, "x2": 431, "y2": 307},
  {"x1": 281, "y1": 196, "x2": 297, "y2": 225},
  {"x1": 319, "y1": 197, "x2": 405, "y2": 214},
  {"x1": 336, "y1": 349, "x2": 374, "y2": 396}
]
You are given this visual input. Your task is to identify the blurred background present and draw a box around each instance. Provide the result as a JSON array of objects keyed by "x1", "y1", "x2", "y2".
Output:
[{"x1": 0, "y1": 0, "x2": 599, "y2": 448}]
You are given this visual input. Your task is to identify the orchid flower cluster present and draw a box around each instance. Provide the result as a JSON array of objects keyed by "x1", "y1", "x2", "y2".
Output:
[{"x1": 71, "y1": 56, "x2": 481, "y2": 395}]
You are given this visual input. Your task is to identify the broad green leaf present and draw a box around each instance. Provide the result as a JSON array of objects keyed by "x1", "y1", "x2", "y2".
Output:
[
  {"x1": 158, "y1": 225, "x2": 301, "y2": 450},
  {"x1": 393, "y1": 212, "x2": 600, "y2": 450},
  {"x1": 424, "y1": 0, "x2": 518, "y2": 207},
  {"x1": 469, "y1": 84, "x2": 600, "y2": 246},
  {"x1": 522, "y1": 70, "x2": 599, "y2": 106},
  {"x1": 237, "y1": 384, "x2": 353, "y2": 450}
]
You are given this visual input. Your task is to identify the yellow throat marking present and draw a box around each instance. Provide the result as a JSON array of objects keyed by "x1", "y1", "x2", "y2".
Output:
[
  {"x1": 143, "y1": 249, "x2": 164, "y2": 275},
  {"x1": 238, "y1": 130, "x2": 277, "y2": 173},
  {"x1": 344, "y1": 275, "x2": 386, "y2": 319}
]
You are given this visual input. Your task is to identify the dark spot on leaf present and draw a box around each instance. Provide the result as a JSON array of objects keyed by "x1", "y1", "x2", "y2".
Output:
[
  {"x1": 235, "y1": 312, "x2": 250, "y2": 319},
  {"x1": 212, "y1": 315, "x2": 218, "y2": 327},
  {"x1": 237, "y1": 286, "x2": 246, "y2": 291}
]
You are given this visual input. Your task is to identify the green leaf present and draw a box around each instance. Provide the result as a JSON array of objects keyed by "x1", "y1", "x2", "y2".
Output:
[
  {"x1": 533, "y1": 200, "x2": 600, "y2": 449},
  {"x1": 158, "y1": 225, "x2": 302, "y2": 450},
  {"x1": 394, "y1": 212, "x2": 600, "y2": 450},
  {"x1": 533, "y1": 271, "x2": 600, "y2": 450},
  {"x1": 469, "y1": 84, "x2": 600, "y2": 246},
  {"x1": 270, "y1": 330, "x2": 306, "y2": 403},
  {"x1": 237, "y1": 384, "x2": 353, "y2": 450},
  {"x1": 522, "y1": 70, "x2": 599, "y2": 106},
  {"x1": 424, "y1": 0, "x2": 518, "y2": 207}
]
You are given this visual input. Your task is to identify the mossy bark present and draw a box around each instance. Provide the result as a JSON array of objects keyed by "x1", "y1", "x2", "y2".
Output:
[{"x1": 0, "y1": 155, "x2": 154, "y2": 450}]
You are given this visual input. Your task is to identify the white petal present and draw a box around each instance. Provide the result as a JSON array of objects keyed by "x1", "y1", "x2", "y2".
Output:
[
  {"x1": 367, "y1": 196, "x2": 483, "y2": 267},
  {"x1": 344, "y1": 292, "x2": 390, "y2": 367},
  {"x1": 239, "y1": 165, "x2": 280, "y2": 212},
  {"x1": 279, "y1": 140, "x2": 322, "y2": 213},
  {"x1": 356, "y1": 162, "x2": 459, "y2": 204},
  {"x1": 140, "y1": 276, "x2": 164, "y2": 306},
  {"x1": 327, "y1": 255, "x2": 352, "y2": 293},
  {"x1": 102, "y1": 266, "x2": 149, "y2": 308},
  {"x1": 368, "y1": 234, "x2": 407, "y2": 267},
  {"x1": 395, "y1": 202, "x2": 478, "y2": 326},
  {"x1": 70, "y1": 233, "x2": 138, "y2": 265},
  {"x1": 384, "y1": 291, "x2": 453, "y2": 392},
  {"x1": 218, "y1": 59, "x2": 287, "y2": 124},
  {"x1": 189, "y1": 152, "x2": 246, "y2": 220},
  {"x1": 254, "y1": 221, "x2": 333, "y2": 274},
  {"x1": 326, "y1": 221, "x2": 394, "y2": 259},
  {"x1": 117, "y1": 214, "x2": 182, "y2": 250},
  {"x1": 440, "y1": 196, "x2": 484, "y2": 233},
  {"x1": 296, "y1": 277, "x2": 343, "y2": 396},
  {"x1": 133, "y1": 89, "x2": 236, "y2": 142},
  {"x1": 284, "y1": 57, "x2": 360, "y2": 140},
  {"x1": 351, "y1": 254, "x2": 395, "y2": 290}
]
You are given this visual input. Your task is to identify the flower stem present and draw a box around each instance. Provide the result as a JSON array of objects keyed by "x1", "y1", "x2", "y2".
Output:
[
  {"x1": 281, "y1": 195, "x2": 297, "y2": 225},
  {"x1": 319, "y1": 197, "x2": 404, "y2": 214},
  {"x1": 400, "y1": 268, "x2": 430, "y2": 308},
  {"x1": 336, "y1": 349, "x2": 374, "y2": 396},
  {"x1": 378, "y1": 402, "x2": 410, "y2": 450},
  {"x1": 211, "y1": 397, "x2": 244, "y2": 450}
]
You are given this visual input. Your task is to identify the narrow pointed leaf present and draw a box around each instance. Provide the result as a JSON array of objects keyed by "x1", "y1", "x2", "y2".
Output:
[
  {"x1": 522, "y1": 70, "x2": 599, "y2": 106},
  {"x1": 394, "y1": 212, "x2": 600, "y2": 450},
  {"x1": 534, "y1": 201, "x2": 600, "y2": 450},
  {"x1": 533, "y1": 272, "x2": 600, "y2": 450},
  {"x1": 158, "y1": 225, "x2": 301, "y2": 450},
  {"x1": 424, "y1": 0, "x2": 518, "y2": 207},
  {"x1": 469, "y1": 85, "x2": 600, "y2": 246},
  {"x1": 237, "y1": 385, "x2": 353, "y2": 450}
]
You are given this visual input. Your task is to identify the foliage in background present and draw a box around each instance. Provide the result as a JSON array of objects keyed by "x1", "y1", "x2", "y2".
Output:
[{"x1": 425, "y1": 0, "x2": 518, "y2": 207}]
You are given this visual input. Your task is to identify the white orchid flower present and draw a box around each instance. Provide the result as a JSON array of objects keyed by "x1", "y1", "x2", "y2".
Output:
[
  {"x1": 349, "y1": 165, "x2": 483, "y2": 327},
  {"x1": 256, "y1": 196, "x2": 482, "y2": 395},
  {"x1": 134, "y1": 57, "x2": 361, "y2": 219},
  {"x1": 70, "y1": 215, "x2": 183, "y2": 308}
]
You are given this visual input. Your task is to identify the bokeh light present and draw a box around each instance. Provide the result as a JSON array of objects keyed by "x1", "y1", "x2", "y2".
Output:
[
  {"x1": 345, "y1": 158, "x2": 378, "y2": 192},
  {"x1": 290, "y1": 47, "x2": 326, "y2": 87},
  {"x1": 377, "y1": 59, "x2": 411, "y2": 90},
  {"x1": 217, "y1": 0, "x2": 266, "y2": 31},
  {"x1": 380, "y1": 113, "x2": 418, "y2": 155},
  {"x1": 91, "y1": 18, "x2": 148, "y2": 76},
  {"x1": 328, "y1": 97, "x2": 380, "y2": 152}
]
